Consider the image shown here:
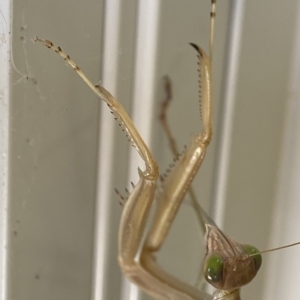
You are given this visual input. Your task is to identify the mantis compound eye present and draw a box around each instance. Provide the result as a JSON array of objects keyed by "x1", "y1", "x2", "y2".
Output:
[
  {"x1": 243, "y1": 244, "x2": 262, "y2": 272},
  {"x1": 204, "y1": 254, "x2": 224, "y2": 284}
]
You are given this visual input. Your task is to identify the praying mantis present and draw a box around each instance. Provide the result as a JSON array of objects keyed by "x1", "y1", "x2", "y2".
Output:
[{"x1": 33, "y1": 0, "x2": 300, "y2": 299}]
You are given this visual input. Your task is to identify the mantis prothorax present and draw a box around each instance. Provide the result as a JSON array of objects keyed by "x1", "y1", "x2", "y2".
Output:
[{"x1": 34, "y1": 0, "x2": 300, "y2": 299}]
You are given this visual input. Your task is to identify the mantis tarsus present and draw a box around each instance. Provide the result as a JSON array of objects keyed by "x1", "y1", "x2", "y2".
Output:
[{"x1": 34, "y1": 0, "x2": 300, "y2": 299}]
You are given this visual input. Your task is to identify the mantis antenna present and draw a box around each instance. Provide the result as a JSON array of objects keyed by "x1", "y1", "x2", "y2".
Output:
[{"x1": 210, "y1": 0, "x2": 217, "y2": 60}]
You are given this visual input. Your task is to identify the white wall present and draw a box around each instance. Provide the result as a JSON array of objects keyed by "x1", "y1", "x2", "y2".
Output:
[{"x1": 1, "y1": 0, "x2": 299, "y2": 300}]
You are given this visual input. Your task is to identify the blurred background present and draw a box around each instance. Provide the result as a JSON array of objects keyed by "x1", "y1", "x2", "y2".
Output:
[{"x1": 1, "y1": 0, "x2": 300, "y2": 299}]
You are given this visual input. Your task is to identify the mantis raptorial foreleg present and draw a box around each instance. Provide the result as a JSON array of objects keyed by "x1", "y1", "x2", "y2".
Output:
[
  {"x1": 159, "y1": 75, "x2": 210, "y2": 291},
  {"x1": 35, "y1": 1, "x2": 268, "y2": 299},
  {"x1": 143, "y1": 44, "x2": 212, "y2": 253},
  {"x1": 33, "y1": 38, "x2": 213, "y2": 300},
  {"x1": 33, "y1": 35, "x2": 212, "y2": 300},
  {"x1": 118, "y1": 42, "x2": 213, "y2": 300},
  {"x1": 159, "y1": 75, "x2": 206, "y2": 234}
]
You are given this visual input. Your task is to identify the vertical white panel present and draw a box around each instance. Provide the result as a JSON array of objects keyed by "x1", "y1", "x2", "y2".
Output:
[
  {"x1": 210, "y1": 0, "x2": 246, "y2": 228},
  {"x1": 4, "y1": 0, "x2": 299, "y2": 300},
  {"x1": 120, "y1": 1, "x2": 161, "y2": 300},
  {"x1": 92, "y1": 1, "x2": 121, "y2": 299},
  {"x1": 0, "y1": 0, "x2": 10, "y2": 299},
  {"x1": 9, "y1": 0, "x2": 104, "y2": 299},
  {"x1": 262, "y1": 1, "x2": 300, "y2": 299}
]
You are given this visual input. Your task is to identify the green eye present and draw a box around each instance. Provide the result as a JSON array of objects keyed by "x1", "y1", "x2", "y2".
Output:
[
  {"x1": 204, "y1": 254, "x2": 224, "y2": 284},
  {"x1": 243, "y1": 244, "x2": 262, "y2": 272}
]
